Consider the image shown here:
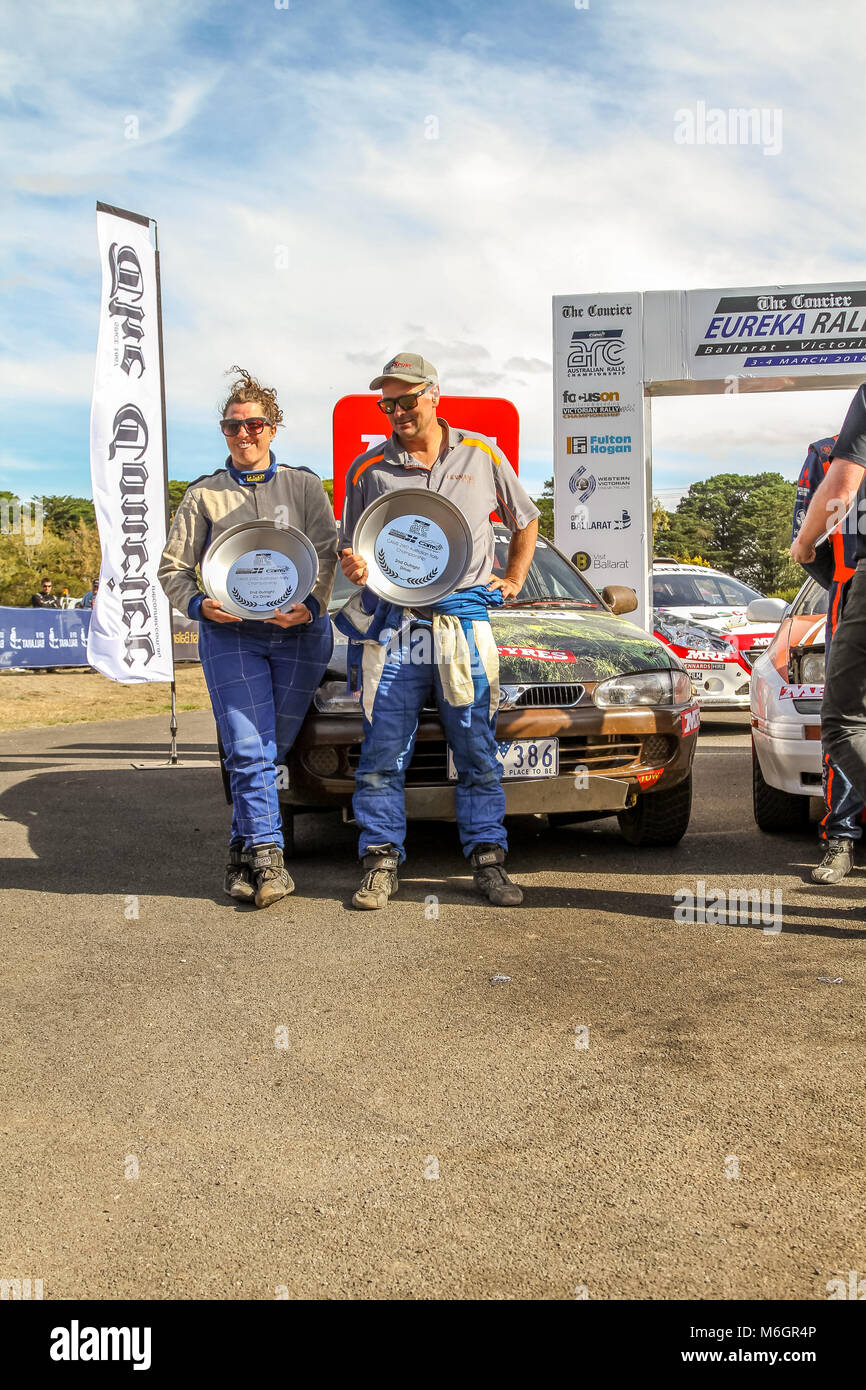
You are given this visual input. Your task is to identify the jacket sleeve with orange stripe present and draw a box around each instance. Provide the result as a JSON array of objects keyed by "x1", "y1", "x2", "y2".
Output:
[
  {"x1": 487, "y1": 444, "x2": 540, "y2": 533},
  {"x1": 338, "y1": 451, "x2": 381, "y2": 552}
]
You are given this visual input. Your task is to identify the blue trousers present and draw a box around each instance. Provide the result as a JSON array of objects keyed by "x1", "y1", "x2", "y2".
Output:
[
  {"x1": 821, "y1": 581, "x2": 862, "y2": 841},
  {"x1": 352, "y1": 622, "x2": 506, "y2": 863},
  {"x1": 199, "y1": 616, "x2": 333, "y2": 850}
]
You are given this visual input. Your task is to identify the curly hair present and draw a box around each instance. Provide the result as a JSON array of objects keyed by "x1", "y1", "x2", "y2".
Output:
[{"x1": 220, "y1": 365, "x2": 283, "y2": 427}]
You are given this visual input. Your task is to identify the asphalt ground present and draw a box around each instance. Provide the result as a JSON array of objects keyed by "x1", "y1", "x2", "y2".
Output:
[{"x1": 0, "y1": 709, "x2": 863, "y2": 1301}]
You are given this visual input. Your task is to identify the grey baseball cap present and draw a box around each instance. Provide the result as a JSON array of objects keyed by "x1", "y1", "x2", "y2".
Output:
[{"x1": 369, "y1": 352, "x2": 439, "y2": 391}]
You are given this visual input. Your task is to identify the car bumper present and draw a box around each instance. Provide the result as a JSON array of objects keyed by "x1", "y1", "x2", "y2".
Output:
[
  {"x1": 282, "y1": 704, "x2": 698, "y2": 820},
  {"x1": 687, "y1": 670, "x2": 751, "y2": 710},
  {"x1": 751, "y1": 719, "x2": 822, "y2": 797}
]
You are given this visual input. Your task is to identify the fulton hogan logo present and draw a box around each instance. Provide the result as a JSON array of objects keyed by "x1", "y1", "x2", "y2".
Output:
[{"x1": 50, "y1": 1320, "x2": 151, "y2": 1371}]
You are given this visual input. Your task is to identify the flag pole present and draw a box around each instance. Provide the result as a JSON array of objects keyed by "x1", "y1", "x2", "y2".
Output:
[
  {"x1": 153, "y1": 217, "x2": 180, "y2": 766},
  {"x1": 132, "y1": 217, "x2": 219, "y2": 771}
]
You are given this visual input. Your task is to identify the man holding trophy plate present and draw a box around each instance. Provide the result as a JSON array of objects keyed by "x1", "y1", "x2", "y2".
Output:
[{"x1": 338, "y1": 352, "x2": 539, "y2": 911}]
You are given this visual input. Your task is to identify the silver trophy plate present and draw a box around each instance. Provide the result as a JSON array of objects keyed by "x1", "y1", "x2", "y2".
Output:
[
  {"x1": 353, "y1": 488, "x2": 473, "y2": 605},
  {"x1": 201, "y1": 520, "x2": 319, "y2": 620}
]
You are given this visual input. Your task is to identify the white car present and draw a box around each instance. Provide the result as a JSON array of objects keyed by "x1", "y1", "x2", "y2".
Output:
[
  {"x1": 750, "y1": 578, "x2": 826, "y2": 831},
  {"x1": 652, "y1": 562, "x2": 781, "y2": 710}
]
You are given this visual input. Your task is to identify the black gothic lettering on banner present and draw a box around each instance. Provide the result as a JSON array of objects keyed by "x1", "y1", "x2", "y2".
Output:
[
  {"x1": 108, "y1": 243, "x2": 146, "y2": 378},
  {"x1": 108, "y1": 404, "x2": 156, "y2": 668}
]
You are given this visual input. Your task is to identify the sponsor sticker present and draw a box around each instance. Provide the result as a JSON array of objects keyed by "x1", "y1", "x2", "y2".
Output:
[
  {"x1": 779, "y1": 683, "x2": 824, "y2": 699},
  {"x1": 497, "y1": 645, "x2": 577, "y2": 662},
  {"x1": 635, "y1": 767, "x2": 664, "y2": 788},
  {"x1": 683, "y1": 648, "x2": 735, "y2": 661},
  {"x1": 681, "y1": 706, "x2": 701, "y2": 735}
]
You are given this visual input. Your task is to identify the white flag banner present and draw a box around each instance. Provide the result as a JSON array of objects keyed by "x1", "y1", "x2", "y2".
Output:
[{"x1": 88, "y1": 204, "x2": 173, "y2": 683}]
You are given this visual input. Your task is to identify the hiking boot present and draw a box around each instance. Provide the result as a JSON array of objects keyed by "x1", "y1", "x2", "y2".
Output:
[
  {"x1": 811, "y1": 837, "x2": 854, "y2": 884},
  {"x1": 352, "y1": 849, "x2": 399, "y2": 910},
  {"x1": 224, "y1": 844, "x2": 254, "y2": 902},
  {"x1": 470, "y1": 843, "x2": 523, "y2": 906},
  {"x1": 249, "y1": 844, "x2": 293, "y2": 907}
]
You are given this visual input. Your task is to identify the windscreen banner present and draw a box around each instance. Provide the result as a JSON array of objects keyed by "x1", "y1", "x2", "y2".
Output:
[
  {"x1": 88, "y1": 204, "x2": 173, "y2": 683},
  {"x1": 552, "y1": 293, "x2": 648, "y2": 627}
]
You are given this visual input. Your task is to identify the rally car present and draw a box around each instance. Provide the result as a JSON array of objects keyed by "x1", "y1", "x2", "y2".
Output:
[
  {"x1": 259, "y1": 530, "x2": 701, "y2": 851},
  {"x1": 750, "y1": 579, "x2": 826, "y2": 831},
  {"x1": 653, "y1": 561, "x2": 780, "y2": 709}
]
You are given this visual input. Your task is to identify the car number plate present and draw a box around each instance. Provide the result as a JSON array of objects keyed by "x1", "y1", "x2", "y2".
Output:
[{"x1": 447, "y1": 738, "x2": 559, "y2": 780}]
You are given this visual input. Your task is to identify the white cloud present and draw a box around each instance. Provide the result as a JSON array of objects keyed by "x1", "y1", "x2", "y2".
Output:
[{"x1": 3, "y1": 0, "x2": 866, "y2": 498}]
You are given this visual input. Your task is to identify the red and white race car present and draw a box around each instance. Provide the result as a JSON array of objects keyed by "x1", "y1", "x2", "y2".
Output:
[{"x1": 653, "y1": 613, "x2": 778, "y2": 710}]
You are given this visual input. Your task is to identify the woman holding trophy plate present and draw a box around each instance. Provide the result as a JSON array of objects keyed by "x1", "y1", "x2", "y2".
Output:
[{"x1": 159, "y1": 367, "x2": 337, "y2": 907}]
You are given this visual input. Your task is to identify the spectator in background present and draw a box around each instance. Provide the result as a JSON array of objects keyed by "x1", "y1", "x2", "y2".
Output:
[
  {"x1": 30, "y1": 577, "x2": 61, "y2": 608},
  {"x1": 79, "y1": 579, "x2": 99, "y2": 609}
]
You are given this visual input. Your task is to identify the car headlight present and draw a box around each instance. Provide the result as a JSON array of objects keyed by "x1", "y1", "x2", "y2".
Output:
[
  {"x1": 593, "y1": 669, "x2": 693, "y2": 708},
  {"x1": 798, "y1": 651, "x2": 825, "y2": 684},
  {"x1": 313, "y1": 680, "x2": 362, "y2": 714}
]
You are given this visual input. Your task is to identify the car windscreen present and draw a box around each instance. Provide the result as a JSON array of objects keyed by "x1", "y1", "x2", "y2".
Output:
[
  {"x1": 491, "y1": 536, "x2": 603, "y2": 606},
  {"x1": 653, "y1": 574, "x2": 709, "y2": 607},
  {"x1": 328, "y1": 536, "x2": 604, "y2": 610},
  {"x1": 792, "y1": 579, "x2": 829, "y2": 616},
  {"x1": 654, "y1": 572, "x2": 762, "y2": 607}
]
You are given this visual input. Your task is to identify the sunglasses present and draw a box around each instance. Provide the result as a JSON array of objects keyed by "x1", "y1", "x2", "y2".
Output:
[
  {"x1": 376, "y1": 384, "x2": 432, "y2": 415},
  {"x1": 220, "y1": 417, "x2": 270, "y2": 437}
]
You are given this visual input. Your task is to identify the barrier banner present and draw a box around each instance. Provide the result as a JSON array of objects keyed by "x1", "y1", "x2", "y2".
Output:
[
  {"x1": 0, "y1": 607, "x2": 199, "y2": 669},
  {"x1": 0, "y1": 606, "x2": 91, "y2": 668},
  {"x1": 88, "y1": 204, "x2": 173, "y2": 683}
]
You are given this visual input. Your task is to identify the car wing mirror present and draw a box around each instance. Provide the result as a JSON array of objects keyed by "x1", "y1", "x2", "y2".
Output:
[
  {"x1": 746, "y1": 597, "x2": 787, "y2": 623},
  {"x1": 601, "y1": 585, "x2": 638, "y2": 615}
]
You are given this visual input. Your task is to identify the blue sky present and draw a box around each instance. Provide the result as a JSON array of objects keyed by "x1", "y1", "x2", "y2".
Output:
[{"x1": 2, "y1": 0, "x2": 865, "y2": 508}]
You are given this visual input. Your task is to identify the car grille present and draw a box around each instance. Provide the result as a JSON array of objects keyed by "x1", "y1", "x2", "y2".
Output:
[
  {"x1": 502, "y1": 683, "x2": 585, "y2": 708},
  {"x1": 345, "y1": 732, "x2": 674, "y2": 784}
]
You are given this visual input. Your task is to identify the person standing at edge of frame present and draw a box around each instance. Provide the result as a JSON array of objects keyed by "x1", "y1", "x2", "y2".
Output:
[
  {"x1": 791, "y1": 433, "x2": 866, "y2": 883},
  {"x1": 158, "y1": 366, "x2": 337, "y2": 908},
  {"x1": 791, "y1": 379, "x2": 866, "y2": 872},
  {"x1": 336, "y1": 351, "x2": 539, "y2": 912}
]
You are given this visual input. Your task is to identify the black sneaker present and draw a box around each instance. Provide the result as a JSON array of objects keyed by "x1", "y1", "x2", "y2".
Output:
[
  {"x1": 224, "y1": 845, "x2": 254, "y2": 901},
  {"x1": 352, "y1": 849, "x2": 399, "y2": 910},
  {"x1": 249, "y1": 844, "x2": 293, "y2": 907},
  {"x1": 811, "y1": 837, "x2": 854, "y2": 884},
  {"x1": 469, "y1": 843, "x2": 523, "y2": 906}
]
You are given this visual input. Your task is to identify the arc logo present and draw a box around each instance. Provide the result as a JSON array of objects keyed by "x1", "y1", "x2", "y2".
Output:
[{"x1": 567, "y1": 329, "x2": 625, "y2": 376}]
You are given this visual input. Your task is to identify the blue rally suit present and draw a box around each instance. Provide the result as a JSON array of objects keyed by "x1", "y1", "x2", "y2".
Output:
[
  {"x1": 158, "y1": 453, "x2": 338, "y2": 852},
  {"x1": 337, "y1": 421, "x2": 540, "y2": 865},
  {"x1": 792, "y1": 436, "x2": 863, "y2": 841}
]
